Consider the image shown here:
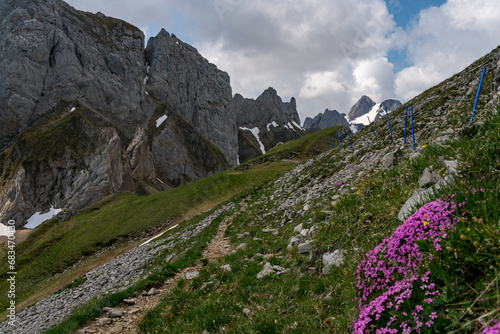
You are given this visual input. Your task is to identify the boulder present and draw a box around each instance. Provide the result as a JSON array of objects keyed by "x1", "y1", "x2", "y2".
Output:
[{"x1": 322, "y1": 250, "x2": 345, "y2": 275}]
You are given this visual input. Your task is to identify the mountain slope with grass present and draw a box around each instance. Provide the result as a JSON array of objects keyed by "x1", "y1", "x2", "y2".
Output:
[{"x1": 0, "y1": 45, "x2": 499, "y2": 334}]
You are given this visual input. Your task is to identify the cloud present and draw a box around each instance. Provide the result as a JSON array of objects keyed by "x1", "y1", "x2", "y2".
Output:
[
  {"x1": 395, "y1": 0, "x2": 500, "y2": 100},
  {"x1": 64, "y1": 0, "x2": 500, "y2": 123}
]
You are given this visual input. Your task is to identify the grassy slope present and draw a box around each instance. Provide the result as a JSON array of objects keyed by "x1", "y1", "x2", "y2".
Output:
[
  {"x1": 134, "y1": 107, "x2": 499, "y2": 333},
  {"x1": 0, "y1": 123, "x2": 345, "y2": 318},
  {"x1": 0, "y1": 159, "x2": 295, "y2": 314},
  {"x1": 3, "y1": 48, "x2": 498, "y2": 333}
]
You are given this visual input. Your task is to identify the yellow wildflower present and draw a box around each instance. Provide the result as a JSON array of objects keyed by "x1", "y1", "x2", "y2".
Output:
[{"x1": 423, "y1": 221, "x2": 429, "y2": 227}]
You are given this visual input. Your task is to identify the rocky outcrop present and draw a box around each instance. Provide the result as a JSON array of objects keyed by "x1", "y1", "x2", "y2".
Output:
[
  {"x1": 234, "y1": 87, "x2": 306, "y2": 163},
  {"x1": 0, "y1": 0, "x2": 237, "y2": 227},
  {"x1": 145, "y1": 30, "x2": 237, "y2": 165},
  {"x1": 347, "y1": 96, "x2": 376, "y2": 121},
  {"x1": 303, "y1": 109, "x2": 349, "y2": 133},
  {"x1": 0, "y1": 0, "x2": 150, "y2": 149}
]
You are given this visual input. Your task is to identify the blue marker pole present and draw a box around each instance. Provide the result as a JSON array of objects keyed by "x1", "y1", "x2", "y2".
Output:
[
  {"x1": 470, "y1": 67, "x2": 487, "y2": 124},
  {"x1": 336, "y1": 131, "x2": 339, "y2": 148},
  {"x1": 385, "y1": 106, "x2": 393, "y2": 136},
  {"x1": 404, "y1": 105, "x2": 408, "y2": 144},
  {"x1": 341, "y1": 132, "x2": 344, "y2": 149},
  {"x1": 411, "y1": 105, "x2": 416, "y2": 151},
  {"x1": 350, "y1": 129, "x2": 352, "y2": 149},
  {"x1": 368, "y1": 116, "x2": 376, "y2": 137}
]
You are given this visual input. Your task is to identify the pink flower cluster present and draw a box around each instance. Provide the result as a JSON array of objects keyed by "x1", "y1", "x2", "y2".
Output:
[
  {"x1": 483, "y1": 320, "x2": 500, "y2": 334},
  {"x1": 353, "y1": 199, "x2": 459, "y2": 333}
]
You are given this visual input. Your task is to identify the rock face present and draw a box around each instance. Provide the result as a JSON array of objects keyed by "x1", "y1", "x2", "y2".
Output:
[
  {"x1": 347, "y1": 96, "x2": 376, "y2": 121},
  {"x1": 303, "y1": 109, "x2": 349, "y2": 133},
  {"x1": 0, "y1": 0, "x2": 235, "y2": 227},
  {"x1": 234, "y1": 87, "x2": 306, "y2": 163}
]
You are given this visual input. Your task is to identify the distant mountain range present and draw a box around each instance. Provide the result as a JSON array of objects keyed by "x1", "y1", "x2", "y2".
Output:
[{"x1": 303, "y1": 96, "x2": 402, "y2": 133}]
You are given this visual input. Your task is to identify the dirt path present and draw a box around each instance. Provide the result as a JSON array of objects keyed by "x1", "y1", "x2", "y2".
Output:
[{"x1": 76, "y1": 199, "x2": 247, "y2": 334}]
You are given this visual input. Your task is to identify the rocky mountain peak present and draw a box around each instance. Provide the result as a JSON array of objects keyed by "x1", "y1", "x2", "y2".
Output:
[
  {"x1": 234, "y1": 88, "x2": 305, "y2": 163},
  {"x1": 347, "y1": 95, "x2": 376, "y2": 121},
  {"x1": 303, "y1": 109, "x2": 349, "y2": 133}
]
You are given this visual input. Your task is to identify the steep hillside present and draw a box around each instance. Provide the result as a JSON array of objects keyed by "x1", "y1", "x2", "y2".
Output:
[{"x1": 0, "y1": 45, "x2": 497, "y2": 334}]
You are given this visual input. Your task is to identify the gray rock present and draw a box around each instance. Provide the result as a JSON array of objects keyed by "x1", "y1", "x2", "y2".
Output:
[
  {"x1": 236, "y1": 243, "x2": 247, "y2": 251},
  {"x1": 303, "y1": 109, "x2": 349, "y2": 133},
  {"x1": 54, "y1": 210, "x2": 72, "y2": 222},
  {"x1": 243, "y1": 308, "x2": 252, "y2": 316},
  {"x1": 398, "y1": 188, "x2": 435, "y2": 221},
  {"x1": 444, "y1": 160, "x2": 458, "y2": 175},
  {"x1": 202, "y1": 330, "x2": 211, "y2": 334},
  {"x1": 322, "y1": 250, "x2": 345, "y2": 275},
  {"x1": 418, "y1": 168, "x2": 443, "y2": 188},
  {"x1": 257, "y1": 262, "x2": 275, "y2": 279},
  {"x1": 287, "y1": 236, "x2": 301, "y2": 251},
  {"x1": 300, "y1": 229, "x2": 310, "y2": 238},
  {"x1": 97, "y1": 318, "x2": 112, "y2": 326},
  {"x1": 147, "y1": 288, "x2": 159, "y2": 296},
  {"x1": 107, "y1": 308, "x2": 123, "y2": 318},
  {"x1": 298, "y1": 241, "x2": 312, "y2": 254},
  {"x1": 123, "y1": 298, "x2": 137, "y2": 305},
  {"x1": 185, "y1": 271, "x2": 199, "y2": 280},
  {"x1": 293, "y1": 223, "x2": 304, "y2": 233},
  {"x1": 220, "y1": 264, "x2": 232, "y2": 272},
  {"x1": 237, "y1": 232, "x2": 250, "y2": 239},
  {"x1": 381, "y1": 148, "x2": 403, "y2": 169}
]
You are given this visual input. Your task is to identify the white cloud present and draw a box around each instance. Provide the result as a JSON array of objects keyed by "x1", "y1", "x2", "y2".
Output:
[
  {"x1": 64, "y1": 0, "x2": 500, "y2": 123},
  {"x1": 394, "y1": 0, "x2": 500, "y2": 100}
]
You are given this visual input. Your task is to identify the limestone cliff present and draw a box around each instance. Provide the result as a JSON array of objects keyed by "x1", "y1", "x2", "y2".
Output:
[
  {"x1": 0, "y1": 0, "x2": 234, "y2": 227},
  {"x1": 234, "y1": 88, "x2": 306, "y2": 163}
]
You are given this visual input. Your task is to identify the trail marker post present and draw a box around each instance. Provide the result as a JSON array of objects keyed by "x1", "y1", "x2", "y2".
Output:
[
  {"x1": 411, "y1": 105, "x2": 416, "y2": 151},
  {"x1": 350, "y1": 129, "x2": 352, "y2": 149},
  {"x1": 385, "y1": 106, "x2": 393, "y2": 136},
  {"x1": 368, "y1": 116, "x2": 376, "y2": 137},
  {"x1": 470, "y1": 67, "x2": 487, "y2": 124},
  {"x1": 404, "y1": 105, "x2": 408, "y2": 144},
  {"x1": 341, "y1": 132, "x2": 344, "y2": 149}
]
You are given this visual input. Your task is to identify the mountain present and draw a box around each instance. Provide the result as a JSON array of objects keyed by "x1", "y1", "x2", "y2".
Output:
[
  {"x1": 0, "y1": 42, "x2": 499, "y2": 333},
  {"x1": 347, "y1": 95, "x2": 376, "y2": 121},
  {"x1": 0, "y1": 0, "x2": 259, "y2": 227},
  {"x1": 303, "y1": 109, "x2": 349, "y2": 133},
  {"x1": 234, "y1": 87, "x2": 306, "y2": 163},
  {"x1": 349, "y1": 97, "x2": 403, "y2": 127}
]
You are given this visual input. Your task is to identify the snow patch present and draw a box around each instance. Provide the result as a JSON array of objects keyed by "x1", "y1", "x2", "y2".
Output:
[
  {"x1": 240, "y1": 127, "x2": 266, "y2": 154},
  {"x1": 350, "y1": 124, "x2": 359, "y2": 134},
  {"x1": 284, "y1": 122, "x2": 296, "y2": 131},
  {"x1": 156, "y1": 114, "x2": 168, "y2": 128},
  {"x1": 140, "y1": 224, "x2": 178, "y2": 246},
  {"x1": 144, "y1": 76, "x2": 149, "y2": 85},
  {"x1": 351, "y1": 103, "x2": 381, "y2": 126},
  {"x1": 145, "y1": 91, "x2": 150, "y2": 96},
  {"x1": 291, "y1": 121, "x2": 305, "y2": 131},
  {"x1": 266, "y1": 121, "x2": 279, "y2": 131},
  {"x1": 24, "y1": 205, "x2": 63, "y2": 229},
  {"x1": 70, "y1": 107, "x2": 76, "y2": 112}
]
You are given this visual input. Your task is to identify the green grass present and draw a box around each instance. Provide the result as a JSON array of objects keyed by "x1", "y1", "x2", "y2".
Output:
[
  {"x1": 0, "y1": 160, "x2": 295, "y2": 313},
  {"x1": 130, "y1": 110, "x2": 499, "y2": 334},
  {"x1": 261, "y1": 125, "x2": 346, "y2": 161}
]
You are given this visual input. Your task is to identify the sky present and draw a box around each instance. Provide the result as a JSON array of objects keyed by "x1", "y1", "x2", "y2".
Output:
[{"x1": 64, "y1": 0, "x2": 500, "y2": 124}]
